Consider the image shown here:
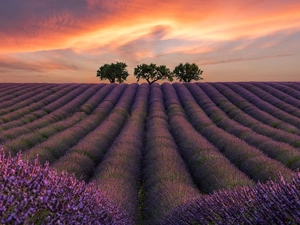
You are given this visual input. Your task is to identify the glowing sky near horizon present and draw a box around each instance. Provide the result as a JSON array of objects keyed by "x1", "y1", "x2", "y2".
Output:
[{"x1": 0, "y1": 0, "x2": 300, "y2": 83}]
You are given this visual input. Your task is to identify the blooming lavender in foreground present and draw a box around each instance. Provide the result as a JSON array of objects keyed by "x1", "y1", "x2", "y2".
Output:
[
  {"x1": 0, "y1": 148, "x2": 132, "y2": 225},
  {"x1": 160, "y1": 172, "x2": 300, "y2": 225}
]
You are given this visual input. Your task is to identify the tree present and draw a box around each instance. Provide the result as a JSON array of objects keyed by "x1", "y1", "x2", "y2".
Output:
[
  {"x1": 96, "y1": 62, "x2": 129, "y2": 83},
  {"x1": 173, "y1": 63, "x2": 203, "y2": 82},
  {"x1": 134, "y1": 63, "x2": 173, "y2": 84}
]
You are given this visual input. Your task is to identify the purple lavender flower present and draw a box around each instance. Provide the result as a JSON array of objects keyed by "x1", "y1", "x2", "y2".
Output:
[
  {"x1": 0, "y1": 148, "x2": 133, "y2": 224},
  {"x1": 159, "y1": 172, "x2": 300, "y2": 225}
]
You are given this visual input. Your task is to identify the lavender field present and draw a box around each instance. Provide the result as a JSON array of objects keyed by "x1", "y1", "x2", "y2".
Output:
[{"x1": 1, "y1": 82, "x2": 300, "y2": 224}]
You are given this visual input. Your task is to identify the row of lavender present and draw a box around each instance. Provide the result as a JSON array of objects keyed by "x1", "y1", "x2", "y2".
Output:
[{"x1": 1, "y1": 82, "x2": 300, "y2": 224}]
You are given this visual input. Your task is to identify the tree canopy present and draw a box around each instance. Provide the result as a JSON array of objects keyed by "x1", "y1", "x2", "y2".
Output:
[
  {"x1": 134, "y1": 63, "x2": 173, "y2": 84},
  {"x1": 96, "y1": 62, "x2": 129, "y2": 83},
  {"x1": 173, "y1": 63, "x2": 203, "y2": 82}
]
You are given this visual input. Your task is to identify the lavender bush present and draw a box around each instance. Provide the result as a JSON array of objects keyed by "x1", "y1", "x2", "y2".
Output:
[
  {"x1": 0, "y1": 84, "x2": 79, "y2": 132},
  {"x1": 3, "y1": 112, "x2": 86, "y2": 154},
  {"x1": 143, "y1": 84, "x2": 200, "y2": 224},
  {"x1": 53, "y1": 84, "x2": 138, "y2": 180},
  {"x1": 78, "y1": 84, "x2": 107, "y2": 114},
  {"x1": 162, "y1": 83, "x2": 254, "y2": 192},
  {"x1": 183, "y1": 83, "x2": 300, "y2": 170},
  {"x1": 1, "y1": 82, "x2": 300, "y2": 224},
  {"x1": 188, "y1": 83, "x2": 300, "y2": 147},
  {"x1": 0, "y1": 84, "x2": 50, "y2": 110},
  {"x1": 270, "y1": 82, "x2": 300, "y2": 100},
  {"x1": 46, "y1": 84, "x2": 100, "y2": 117},
  {"x1": 160, "y1": 172, "x2": 300, "y2": 225},
  {"x1": 0, "y1": 84, "x2": 114, "y2": 143},
  {"x1": 225, "y1": 82, "x2": 300, "y2": 129},
  {"x1": 251, "y1": 82, "x2": 300, "y2": 111},
  {"x1": 207, "y1": 82, "x2": 300, "y2": 134},
  {"x1": 0, "y1": 148, "x2": 133, "y2": 225},
  {"x1": 0, "y1": 84, "x2": 28, "y2": 101},
  {"x1": 42, "y1": 85, "x2": 89, "y2": 114},
  {"x1": 22, "y1": 84, "x2": 128, "y2": 164},
  {"x1": 168, "y1": 83, "x2": 293, "y2": 182},
  {"x1": 0, "y1": 84, "x2": 56, "y2": 117},
  {"x1": 92, "y1": 84, "x2": 147, "y2": 223},
  {"x1": 240, "y1": 82, "x2": 300, "y2": 115}
]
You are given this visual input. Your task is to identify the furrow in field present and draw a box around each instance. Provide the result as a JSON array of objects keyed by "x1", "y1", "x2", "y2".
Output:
[
  {"x1": 209, "y1": 82, "x2": 300, "y2": 135},
  {"x1": 0, "y1": 83, "x2": 54, "y2": 109},
  {"x1": 184, "y1": 83, "x2": 300, "y2": 170},
  {"x1": 0, "y1": 83, "x2": 20, "y2": 91},
  {"x1": 252, "y1": 82, "x2": 300, "y2": 111},
  {"x1": 52, "y1": 83, "x2": 138, "y2": 179},
  {"x1": 0, "y1": 84, "x2": 102, "y2": 144},
  {"x1": 0, "y1": 83, "x2": 41, "y2": 102},
  {"x1": 3, "y1": 85, "x2": 106, "y2": 153},
  {"x1": 239, "y1": 82, "x2": 300, "y2": 118},
  {"x1": 0, "y1": 84, "x2": 81, "y2": 132},
  {"x1": 88, "y1": 84, "x2": 148, "y2": 223},
  {"x1": 142, "y1": 83, "x2": 200, "y2": 224},
  {"x1": 21, "y1": 84, "x2": 128, "y2": 163},
  {"x1": 0, "y1": 84, "x2": 32, "y2": 100},
  {"x1": 77, "y1": 84, "x2": 108, "y2": 115},
  {"x1": 224, "y1": 82, "x2": 300, "y2": 129},
  {"x1": 0, "y1": 84, "x2": 65, "y2": 118},
  {"x1": 41, "y1": 84, "x2": 92, "y2": 115},
  {"x1": 196, "y1": 83, "x2": 300, "y2": 148},
  {"x1": 162, "y1": 83, "x2": 255, "y2": 191},
  {"x1": 3, "y1": 112, "x2": 86, "y2": 154},
  {"x1": 269, "y1": 82, "x2": 300, "y2": 100},
  {"x1": 169, "y1": 83, "x2": 293, "y2": 182}
]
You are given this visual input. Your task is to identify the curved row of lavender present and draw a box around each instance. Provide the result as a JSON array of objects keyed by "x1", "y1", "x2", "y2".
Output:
[
  {"x1": 142, "y1": 84, "x2": 200, "y2": 224},
  {"x1": 161, "y1": 83, "x2": 255, "y2": 191},
  {"x1": 91, "y1": 84, "x2": 149, "y2": 223},
  {"x1": 52, "y1": 83, "x2": 137, "y2": 180},
  {"x1": 0, "y1": 82, "x2": 300, "y2": 224}
]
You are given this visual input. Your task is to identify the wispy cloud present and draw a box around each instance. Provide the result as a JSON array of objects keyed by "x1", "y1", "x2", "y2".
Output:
[
  {"x1": 199, "y1": 53, "x2": 296, "y2": 66},
  {"x1": 0, "y1": 55, "x2": 79, "y2": 72},
  {"x1": 114, "y1": 25, "x2": 172, "y2": 63},
  {"x1": 0, "y1": 0, "x2": 300, "y2": 82}
]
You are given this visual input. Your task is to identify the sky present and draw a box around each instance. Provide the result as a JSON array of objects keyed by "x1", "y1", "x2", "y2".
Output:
[{"x1": 0, "y1": 0, "x2": 300, "y2": 83}]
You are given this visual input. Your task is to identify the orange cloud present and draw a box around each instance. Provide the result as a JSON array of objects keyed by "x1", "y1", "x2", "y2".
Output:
[
  {"x1": 0, "y1": 0, "x2": 300, "y2": 83},
  {"x1": 1, "y1": 0, "x2": 299, "y2": 53},
  {"x1": 0, "y1": 55, "x2": 79, "y2": 72}
]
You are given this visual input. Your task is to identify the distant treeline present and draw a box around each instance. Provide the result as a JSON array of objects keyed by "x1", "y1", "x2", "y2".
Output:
[{"x1": 96, "y1": 62, "x2": 203, "y2": 83}]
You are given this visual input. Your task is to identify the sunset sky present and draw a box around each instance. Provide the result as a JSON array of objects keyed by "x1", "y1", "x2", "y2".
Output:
[{"x1": 0, "y1": 0, "x2": 300, "y2": 83}]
